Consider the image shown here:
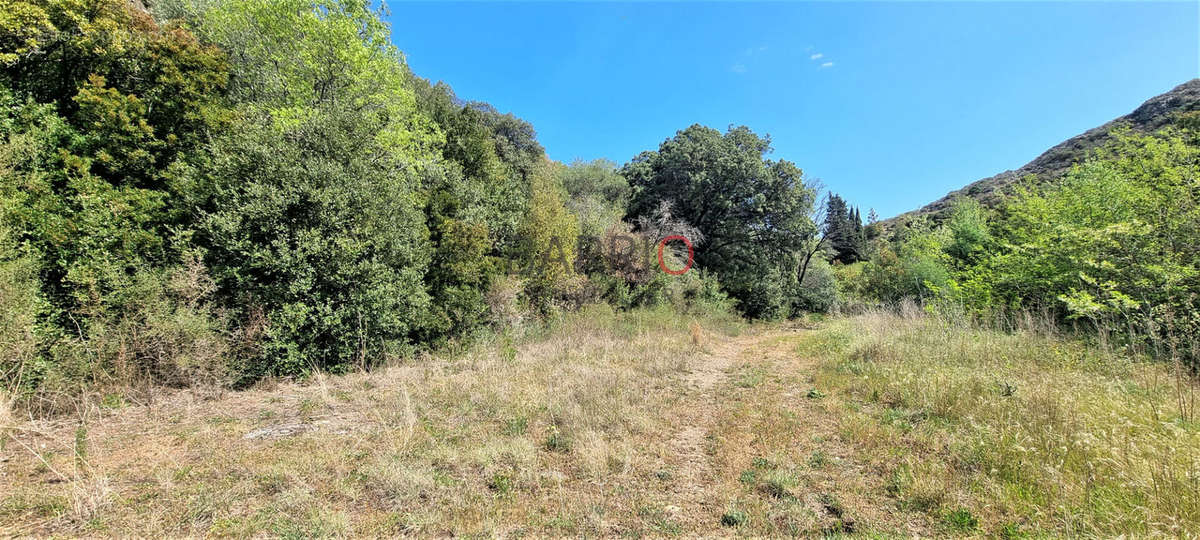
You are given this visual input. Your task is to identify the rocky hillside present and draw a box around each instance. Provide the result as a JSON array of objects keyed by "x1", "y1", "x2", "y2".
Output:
[{"x1": 889, "y1": 78, "x2": 1200, "y2": 224}]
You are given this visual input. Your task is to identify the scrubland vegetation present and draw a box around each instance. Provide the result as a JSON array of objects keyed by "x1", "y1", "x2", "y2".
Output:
[
  {"x1": 1, "y1": 0, "x2": 1199, "y2": 536},
  {"x1": 856, "y1": 128, "x2": 1200, "y2": 374},
  {"x1": 0, "y1": 0, "x2": 801, "y2": 411}
]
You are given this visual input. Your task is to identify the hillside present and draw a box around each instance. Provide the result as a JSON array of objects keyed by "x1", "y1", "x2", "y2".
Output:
[{"x1": 888, "y1": 78, "x2": 1200, "y2": 224}]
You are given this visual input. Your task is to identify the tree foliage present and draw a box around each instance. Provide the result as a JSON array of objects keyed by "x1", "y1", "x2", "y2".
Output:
[
  {"x1": 0, "y1": 0, "x2": 589, "y2": 402},
  {"x1": 622, "y1": 124, "x2": 818, "y2": 318},
  {"x1": 990, "y1": 129, "x2": 1199, "y2": 335},
  {"x1": 824, "y1": 194, "x2": 865, "y2": 264},
  {"x1": 853, "y1": 125, "x2": 1200, "y2": 368}
]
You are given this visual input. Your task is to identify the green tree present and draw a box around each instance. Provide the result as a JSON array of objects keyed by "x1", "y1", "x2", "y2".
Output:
[
  {"x1": 0, "y1": 0, "x2": 228, "y2": 357},
  {"x1": 825, "y1": 194, "x2": 866, "y2": 264},
  {"x1": 943, "y1": 197, "x2": 992, "y2": 264},
  {"x1": 557, "y1": 159, "x2": 629, "y2": 273},
  {"x1": 409, "y1": 79, "x2": 527, "y2": 251},
  {"x1": 1, "y1": 0, "x2": 229, "y2": 186},
  {"x1": 518, "y1": 162, "x2": 580, "y2": 309},
  {"x1": 622, "y1": 124, "x2": 818, "y2": 318},
  {"x1": 177, "y1": 0, "x2": 446, "y2": 376}
]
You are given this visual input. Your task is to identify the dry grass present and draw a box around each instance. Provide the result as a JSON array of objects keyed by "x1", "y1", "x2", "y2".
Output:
[
  {"x1": 0, "y1": 304, "x2": 748, "y2": 536},
  {"x1": 3, "y1": 304, "x2": 1196, "y2": 537},
  {"x1": 703, "y1": 332, "x2": 934, "y2": 536},
  {"x1": 808, "y1": 308, "x2": 1200, "y2": 537}
]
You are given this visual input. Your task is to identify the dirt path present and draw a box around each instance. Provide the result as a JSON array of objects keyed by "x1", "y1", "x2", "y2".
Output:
[
  {"x1": 660, "y1": 324, "x2": 920, "y2": 534},
  {"x1": 666, "y1": 330, "x2": 778, "y2": 519}
]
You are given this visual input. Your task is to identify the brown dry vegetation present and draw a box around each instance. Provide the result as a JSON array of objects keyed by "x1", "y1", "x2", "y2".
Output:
[{"x1": 2, "y1": 305, "x2": 1198, "y2": 537}]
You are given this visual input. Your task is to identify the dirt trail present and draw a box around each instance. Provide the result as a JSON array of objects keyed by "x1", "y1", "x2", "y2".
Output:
[
  {"x1": 666, "y1": 330, "x2": 779, "y2": 517},
  {"x1": 661, "y1": 324, "x2": 904, "y2": 533}
]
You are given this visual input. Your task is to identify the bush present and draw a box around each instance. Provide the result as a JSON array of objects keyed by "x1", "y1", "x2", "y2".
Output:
[
  {"x1": 832, "y1": 261, "x2": 871, "y2": 304},
  {"x1": 668, "y1": 269, "x2": 733, "y2": 315},
  {"x1": 988, "y1": 129, "x2": 1200, "y2": 366},
  {"x1": 726, "y1": 265, "x2": 791, "y2": 320},
  {"x1": 0, "y1": 220, "x2": 42, "y2": 397},
  {"x1": 19, "y1": 255, "x2": 228, "y2": 413},
  {"x1": 862, "y1": 223, "x2": 952, "y2": 303},
  {"x1": 943, "y1": 198, "x2": 992, "y2": 264},
  {"x1": 517, "y1": 163, "x2": 580, "y2": 302},
  {"x1": 484, "y1": 275, "x2": 528, "y2": 330},
  {"x1": 197, "y1": 112, "x2": 433, "y2": 378},
  {"x1": 793, "y1": 257, "x2": 839, "y2": 314}
]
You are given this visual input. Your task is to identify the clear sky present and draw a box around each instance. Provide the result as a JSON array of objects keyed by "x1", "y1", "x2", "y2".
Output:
[{"x1": 386, "y1": 2, "x2": 1199, "y2": 218}]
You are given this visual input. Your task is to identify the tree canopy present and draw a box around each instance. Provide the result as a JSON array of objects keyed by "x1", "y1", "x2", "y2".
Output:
[{"x1": 622, "y1": 124, "x2": 819, "y2": 318}]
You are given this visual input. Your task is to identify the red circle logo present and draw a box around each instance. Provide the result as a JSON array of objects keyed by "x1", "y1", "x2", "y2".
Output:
[{"x1": 657, "y1": 235, "x2": 694, "y2": 275}]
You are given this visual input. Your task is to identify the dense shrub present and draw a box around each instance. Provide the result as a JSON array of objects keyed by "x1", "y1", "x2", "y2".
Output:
[
  {"x1": 989, "y1": 129, "x2": 1199, "y2": 365},
  {"x1": 0, "y1": 216, "x2": 41, "y2": 396},
  {"x1": 832, "y1": 262, "x2": 870, "y2": 305},
  {"x1": 0, "y1": 0, "x2": 567, "y2": 399},
  {"x1": 792, "y1": 257, "x2": 839, "y2": 314},
  {"x1": 849, "y1": 127, "x2": 1200, "y2": 368},
  {"x1": 861, "y1": 225, "x2": 952, "y2": 303},
  {"x1": 195, "y1": 112, "x2": 434, "y2": 378},
  {"x1": 558, "y1": 159, "x2": 630, "y2": 275}
]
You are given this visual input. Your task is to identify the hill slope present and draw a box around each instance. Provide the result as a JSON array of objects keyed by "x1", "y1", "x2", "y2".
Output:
[{"x1": 890, "y1": 78, "x2": 1200, "y2": 223}]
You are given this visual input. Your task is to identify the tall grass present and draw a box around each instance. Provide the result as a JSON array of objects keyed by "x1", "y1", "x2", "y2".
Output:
[{"x1": 811, "y1": 305, "x2": 1200, "y2": 536}]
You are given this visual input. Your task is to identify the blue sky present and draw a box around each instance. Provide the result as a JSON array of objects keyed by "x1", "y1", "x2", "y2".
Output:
[{"x1": 386, "y1": 2, "x2": 1199, "y2": 218}]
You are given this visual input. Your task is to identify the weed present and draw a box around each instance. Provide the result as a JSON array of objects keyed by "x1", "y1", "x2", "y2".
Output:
[
  {"x1": 808, "y1": 449, "x2": 829, "y2": 469},
  {"x1": 100, "y1": 394, "x2": 125, "y2": 409},
  {"x1": 736, "y1": 367, "x2": 766, "y2": 388},
  {"x1": 73, "y1": 425, "x2": 88, "y2": 471},
  {"x1": 998, "y1": 521, "x2": 1025, "y2": 538},
  {"x1": 819, "y1": 493, "x2": 844, "y2": 518},
  {"x1": 757, "y1": 470, "x2": 796, "y2": 499},
  {"x1": 297, "y1": 398, "x2": 319, "y2": 419},
  {"x1": 884, "y1": 466, "x2": 910, "y2": 496},
  {"x1": 543, "y1": 425, "x2": 571, "y2": 453},
  {"x1": 944, "y1": 507, "x2": 978, "y2": 531},
  {"x1": 503, "y1": 416, "x2": 528, "y2": 436},
  {"x1": 721, "y1": 508, "x2": 748, "y2": 527},
  {"x1": 487, "y1": 473, "x2": 513, "y2": 496}
]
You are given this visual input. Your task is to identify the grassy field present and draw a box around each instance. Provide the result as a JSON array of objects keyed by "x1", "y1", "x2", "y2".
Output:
[{"x1": 2, "y1": 305, "x2": 1197, "y2": 537}]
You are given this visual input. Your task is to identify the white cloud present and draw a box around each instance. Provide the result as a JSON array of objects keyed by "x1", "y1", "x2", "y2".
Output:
[
  {"x1": 810, "y1": 53, "x2": 823, "y2": 60},
  {"x1": 820, "y1": 61, "x2": 834, "y2": 68},
  {"x1": 731, "y1": 63, "x2": 747, "y2": 73}
]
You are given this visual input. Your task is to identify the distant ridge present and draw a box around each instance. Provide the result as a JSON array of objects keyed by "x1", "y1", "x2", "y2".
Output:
[{"x1": 888, "y1": 78, "x2": 1200, "y2": 224}]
